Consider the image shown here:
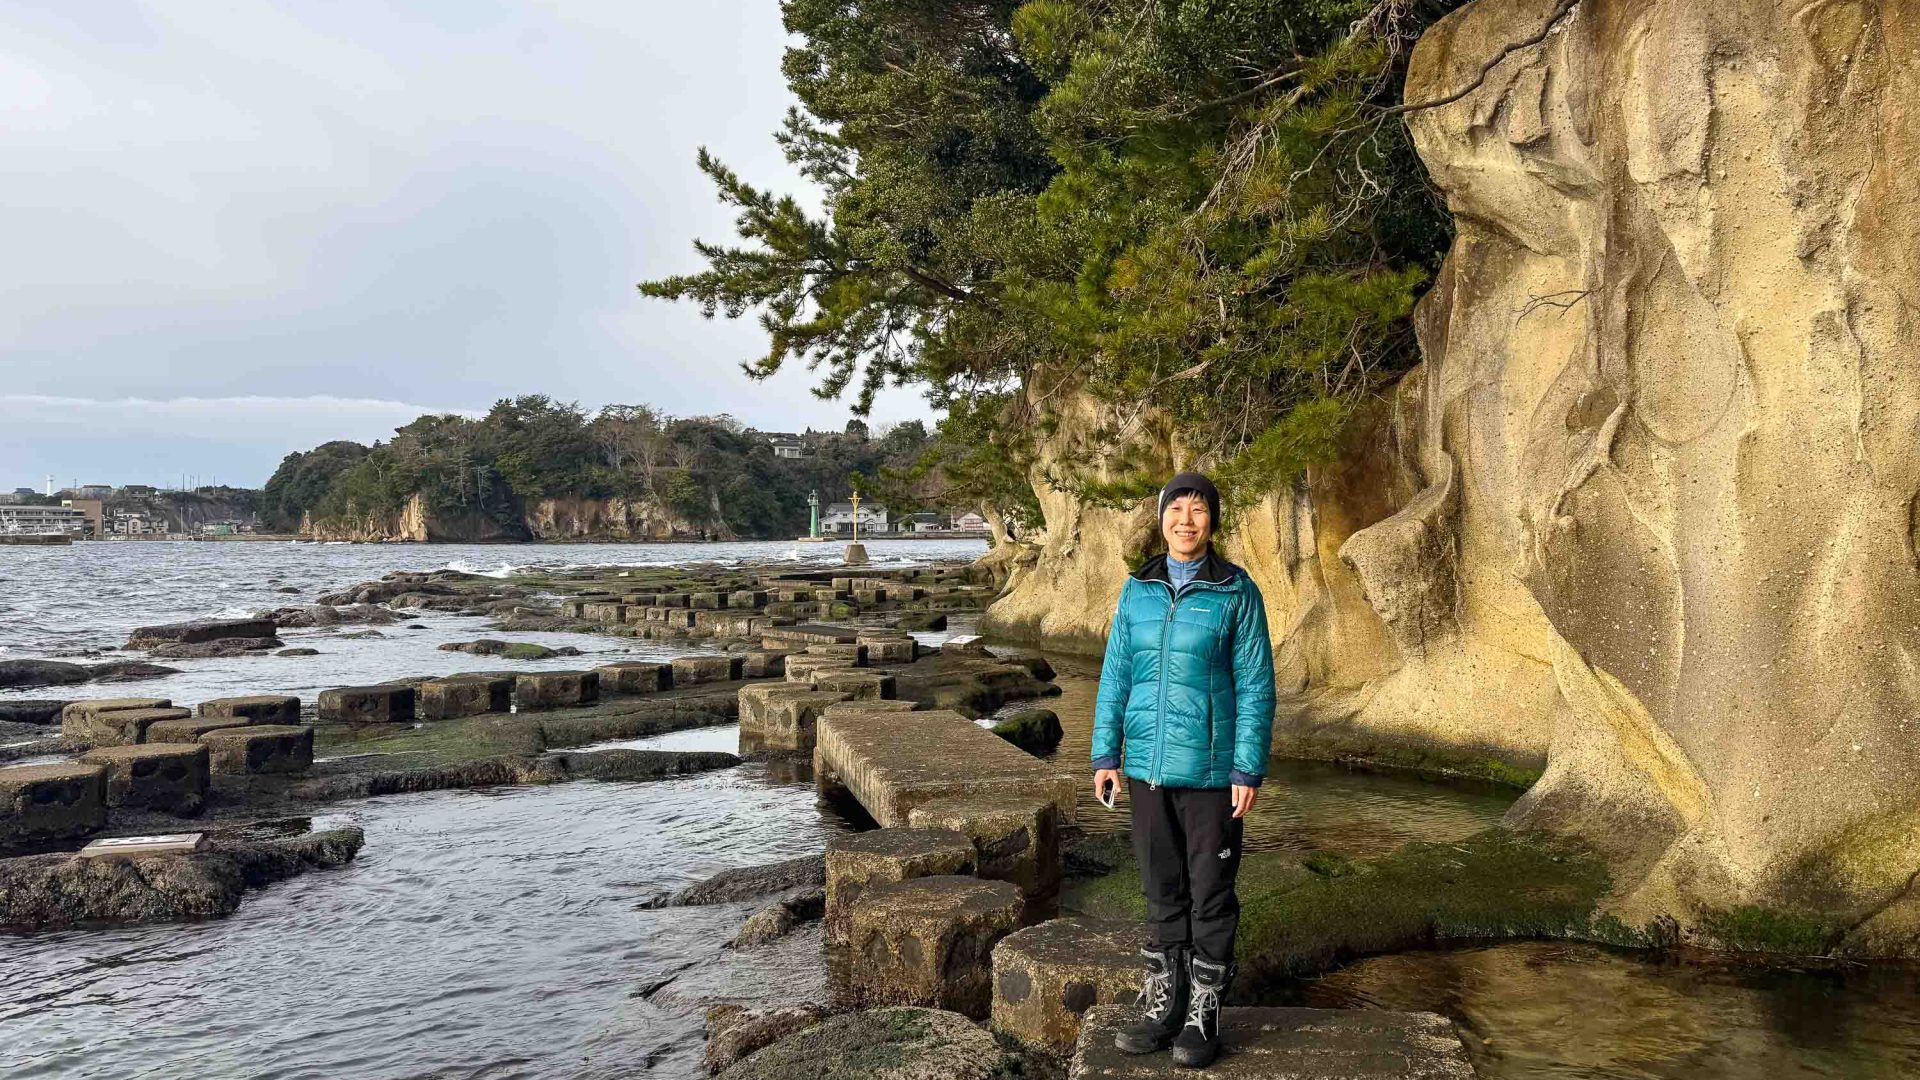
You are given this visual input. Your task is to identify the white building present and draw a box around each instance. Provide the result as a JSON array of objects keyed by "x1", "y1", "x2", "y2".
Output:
[
  {"x1": 0, "y1": 505, "x2": 86, "y2": 535},
  {"x1": 952, "y1": 511, "x2": 990, "y2": 534},
  {"x1": 821, "y1": 501, "x2": 888, "y2": 536},
  {"x1": 109, "y1": 511, "x2": 166, "y2": 536}
]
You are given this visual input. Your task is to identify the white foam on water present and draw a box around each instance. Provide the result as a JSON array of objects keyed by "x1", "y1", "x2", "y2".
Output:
[{"x1": 442, "y1": 559, "x2": 522, "y2": 579}]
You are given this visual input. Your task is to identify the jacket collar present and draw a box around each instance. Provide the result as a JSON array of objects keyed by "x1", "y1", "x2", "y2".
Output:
[{"x1": 1131, "y1": 548, "x2": 1240, "y2": 588}]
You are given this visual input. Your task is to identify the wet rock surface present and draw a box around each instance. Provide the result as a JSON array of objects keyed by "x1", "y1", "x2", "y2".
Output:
[
  {"x1": 716, "y1": 1006, "x2": 1028, "y2": 1080},
  {"x1": 705, "y1": 1004, "x2": 834, "y2": 1076},
  {"x1": 1069, "y1": 1004, "x2": 1474, "y2": 1079},
  {"x1": 0, "y1": 827, "x2": 365, "y2": 930},
  {"x1": 658, "y1": 852, "x2": 827, "y2": 909}
]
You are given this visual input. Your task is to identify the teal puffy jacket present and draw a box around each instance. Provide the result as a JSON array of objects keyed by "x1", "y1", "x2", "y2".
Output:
[{"x1": 1090, "y1": 551, "x2": 1276, "y2": 789}]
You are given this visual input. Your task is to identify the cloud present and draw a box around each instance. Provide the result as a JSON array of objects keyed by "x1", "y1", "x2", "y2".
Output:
[{"x1": 0, "y1": 1, "x2": 935, "y2": 487}]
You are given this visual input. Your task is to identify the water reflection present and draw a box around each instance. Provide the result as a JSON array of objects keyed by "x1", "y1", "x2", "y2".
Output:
[
  {"x1": 1035, "y1": 653, "x2": 1514, "y2": 855},
  {"x1": 1290, "y1": 941, "x2": 1920, "y2": 1080}
]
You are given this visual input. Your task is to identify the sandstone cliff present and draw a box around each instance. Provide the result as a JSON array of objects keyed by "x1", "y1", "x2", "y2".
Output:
[
  {"x1": 302, "y1": 494, "x2": 526, "y2": 543},
  {"x1": 984, "y1": 0, "x2": 1920, "y2": 951},
  {"x1": 524, "y1": 495, "x2": 722, "y2": 543},
  {"x1": 302, "y1": 494, "x2": 716, "y2": 543}
]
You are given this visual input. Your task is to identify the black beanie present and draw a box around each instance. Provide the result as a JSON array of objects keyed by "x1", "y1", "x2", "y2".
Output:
[{"x1": 1157, "y1": 471, "x2": 1220, "y2": 526}]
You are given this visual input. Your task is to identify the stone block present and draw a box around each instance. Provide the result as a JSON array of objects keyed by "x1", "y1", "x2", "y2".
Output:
[
  {"x1": 62, "y1": 703, "x2": 192, "y2": 747},
  {"x1": 739, "y1": 684, "x2": 849, "y2": 756},
  {"x1": 852, "y1": 588, "x2": 886, "y2": 606},
  {"x1": 595, "y1": 662, "x2": 670, "y2": 695},
  {"x1": 655, "y1": 593, "x2": 690, "y2": 608},
  {"x1": 80, "y1": 742, "x2": 210, "y2": 815},
  {"x1": 620, "y1": 592, "x2": 659, "y2": 606},
  {"x1": 580, "y1": 602, "x2": 628, "y2": 623},
  {"x1": 815, "y1": 709, "x2": 1081, "y2": 827},
  {"x1": 146, "y1": 716, "x2": 253, "y2": 742},
  {"x1": 513, "y1": 670, "x2": 599, "y2": 711},
  {"x1": 806, "y1": 643, "x2": 868, "y2": 666},
  {"x1": 761, "y1": 624, "x2": 859, "y2": 649},
  {"x1": 844, "y1": 876, "x2": 1024, "y2": 1018},
  {"x1": 418, "y1": 675, "x2": 514, "y2": 719},
  {"x1": 0, "y1": 762, "x2": 107, "y2": 847},
  {"x1": 784, "y1": 654, "x2": 854, "y2": 683},
  {"x1": 1068, "y1": 1005, "x2": 1476, "y2": 1080},
  {"x1": 728, "y1": 590, "x2": 767, "y2": 609},
  {"x1": 773, "y1": 587, "x2": 814, "y2": 603},
  {"x1": 858, "y1": 634, "x2": 918, "y2": 664},
  {"x1": 821, "y1": 700, "x2": 920, "y2": 721},
  {"x1": 689, "y1": 591, "x2": 725, "y2": 610},
  {"x1": 990, "y1": 919, "x2": 1142, "y2": 1056},
  {"x1": 825, "y1": 826, "x2": 976, "y2": 947},
  {"x1": 199, "y1": 724, "x2": 315, "y2": 775},
  {"x1": 742, "y1": 650, "x2": 792, "y2": 678},
  {"x1": 664, "y1": 609, "x2": 699, "y2": 630},
  {"x1": 909, "y1": 794, "x2": 1061, "y2": 900},
  {"x1": 672, "y1": 655, "x2": 743, "y2": 686},
  {"x1": 198, "y1": 695, "x2": 302, "y2": 726},
  {"x1": 318, "y1": 684, "x2": 417, "y2": 723},
  {"x1": 812, "y1": 670, "x2": 896, "y2": 701}
]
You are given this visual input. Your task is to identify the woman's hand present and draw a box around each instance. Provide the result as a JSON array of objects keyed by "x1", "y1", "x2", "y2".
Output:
[
  {"x1": 1231, "y1": 784, "x2": 1257, "y2": 819},
  {"x1": 1093, "y1": 768, "x2": 1122, "y2": 807}
]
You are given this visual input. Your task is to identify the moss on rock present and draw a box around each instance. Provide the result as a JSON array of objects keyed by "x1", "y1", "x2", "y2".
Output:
[{"x1": 1063, "y1": 828, "x2": 1624, "y2": 986}]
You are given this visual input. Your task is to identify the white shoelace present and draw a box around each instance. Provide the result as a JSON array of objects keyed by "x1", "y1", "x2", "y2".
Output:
[
  {"x1": 1184, "y1": 980, "x2": 1220, "y2": 1039},
  {"x1": 1141, "y1": 967, "x2": 1174, "y2": 1020}
]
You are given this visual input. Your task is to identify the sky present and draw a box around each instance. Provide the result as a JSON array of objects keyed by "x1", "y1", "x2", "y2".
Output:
[{"x1": 0, "y1": 0, "x2": 932, "y2": 491}]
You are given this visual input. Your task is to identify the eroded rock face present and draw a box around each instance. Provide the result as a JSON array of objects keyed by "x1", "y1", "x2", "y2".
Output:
[
  {"x1": 982, "y1": 0, "x2": 1920, "y2": 950},
  {"x1": 1385, "y1": 0, "x2": 1920, "y2": 941}
]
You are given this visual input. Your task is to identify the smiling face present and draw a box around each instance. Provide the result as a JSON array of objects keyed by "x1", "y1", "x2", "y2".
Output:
[{"x1": 1161, "y1": 491, "x2": 1212, "y2": 562}]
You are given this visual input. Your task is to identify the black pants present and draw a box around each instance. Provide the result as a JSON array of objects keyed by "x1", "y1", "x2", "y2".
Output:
[{"x1": 1129, "y1": 779, "x2": 1243, "y2": 965}]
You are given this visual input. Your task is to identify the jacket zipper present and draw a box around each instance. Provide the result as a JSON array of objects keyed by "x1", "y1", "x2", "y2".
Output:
[{"x1": 1152, "y1": 583, "x2": 1176, "y2": 788}]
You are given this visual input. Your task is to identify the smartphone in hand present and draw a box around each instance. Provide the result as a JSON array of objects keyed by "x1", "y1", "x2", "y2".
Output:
[{"x1": 1098, "y1": 777, "x2": 1118, "y2": 810}]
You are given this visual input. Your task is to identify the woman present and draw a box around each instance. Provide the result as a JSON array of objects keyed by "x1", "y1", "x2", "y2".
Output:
[{"x1": 1090, "y1": 471, "x2": 1275, "y2": 1069}]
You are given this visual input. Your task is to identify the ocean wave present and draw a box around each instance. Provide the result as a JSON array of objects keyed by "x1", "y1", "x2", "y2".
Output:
[{"x1": 443, "y1": 558, "x2": 523, "y2": 579}]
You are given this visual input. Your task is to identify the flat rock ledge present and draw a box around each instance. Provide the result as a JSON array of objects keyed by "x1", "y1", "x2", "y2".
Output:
[
  {"x1": 289, "y1": 749, "x2": 739, "y2": 803},
  {"x1": 652, "y1": 852, "x2": 826, "y2": 909},
  {"x1": 0, "y1": 827, "x2": 364, "y2": 931},
  {"x1": 1069, "y1": 1004, "x2": 1475, "y2": 1080},
  {"x1": 716, "y1": 1006, "x2": 1032, "y2": 1080}
]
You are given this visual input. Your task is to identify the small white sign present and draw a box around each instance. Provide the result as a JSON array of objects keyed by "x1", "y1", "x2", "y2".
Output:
[
  {"x1": 945, "y1": 635, "x2": 982, "y2": 646},
  {"x1": 79, "y1": 833, "x2": 206, "y2": 858}
]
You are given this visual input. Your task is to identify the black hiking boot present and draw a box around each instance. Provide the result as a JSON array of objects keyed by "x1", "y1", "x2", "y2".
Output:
[
  {"x1": 1113, "y1": 944, "x2": 1188, "y2": 1054},
  {"x1": 1170, "y1": 955, "x2": 1231, "y2": 1068}
]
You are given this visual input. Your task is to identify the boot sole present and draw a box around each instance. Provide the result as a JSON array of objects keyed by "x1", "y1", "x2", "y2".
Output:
[
  {"x1": 1170, "y1": 1045, "x2": 1220, "y2": 1068},
  {"x1": 1113, "y1": 1032, "x2": 1175, "y2": 1055}
]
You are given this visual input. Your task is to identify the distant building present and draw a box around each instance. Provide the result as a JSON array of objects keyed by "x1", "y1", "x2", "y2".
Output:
[
  {"x1": 899, "y1": 511, "x2": 945, "y2": 534},
  {"x1": 952, "y1": 511, "x2": 990, "y2": 534},
  {"x1": 821, "y1": 501, "x2": 888, "y2": 537},
  {"x1": 109, "y1": 510, "x2": 166, "y2": 536},
  {"x1": 10, "y1": 488, "x2": 33, "y2": 497},
  {"x1": 76, "y1": 484, "x2": 113, "y2": 499},
  {"x1": 199, "y1": 522, "x2": 235, "y2": 536},
  {"x1": 0, "y1": 505, "x2": 86, "y2": 536},
  {"x1": 754, "y1": 431, "x2": 811, "y2": 459},
  {"x1": 119, "y1": 484, "x2": 158, "y2": 496},
  {"x1": 0, "y1": 492, "x2": 21, "y2": 506},
  {"x1": 61, "y1": 499, "x2": 105, "y2": 537}
]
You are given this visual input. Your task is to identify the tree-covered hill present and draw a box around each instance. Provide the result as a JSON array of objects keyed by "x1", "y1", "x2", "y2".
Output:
[{"x1": 262, "y1": 396, "x2": 941, "y2": 539}]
